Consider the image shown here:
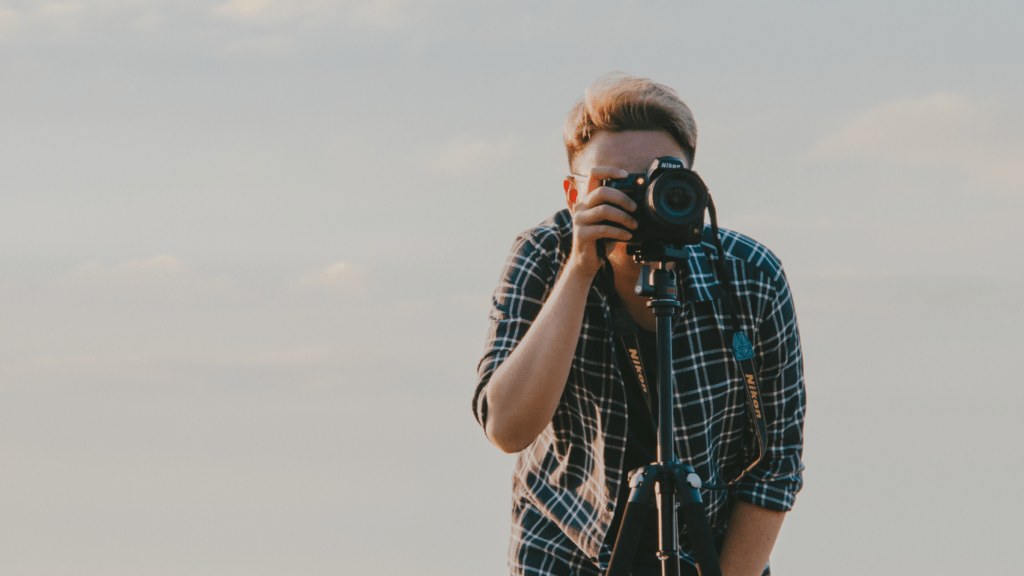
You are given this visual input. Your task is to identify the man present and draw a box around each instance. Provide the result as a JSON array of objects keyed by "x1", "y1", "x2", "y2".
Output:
[{"x1": 472, "y1": 73, "x2": 805, "y2": 576}]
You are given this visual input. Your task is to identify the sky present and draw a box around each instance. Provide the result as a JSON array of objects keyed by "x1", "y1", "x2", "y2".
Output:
[{"x1": 1, "y1": 1, "x2": 1022, "y2": 575}]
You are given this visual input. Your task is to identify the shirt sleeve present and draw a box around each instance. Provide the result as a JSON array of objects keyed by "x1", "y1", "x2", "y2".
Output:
[
  {"x1": 733, "y1": 267, "x2": 806, "y2": 512},
  {"x1": 472, "y1": 229, "x2": 562, "y2": 430}
]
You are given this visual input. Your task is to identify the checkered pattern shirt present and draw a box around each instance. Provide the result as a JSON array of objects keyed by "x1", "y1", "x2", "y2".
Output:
[{"x1": 473, "y1": 209, "x2": 805, "y2": 576}]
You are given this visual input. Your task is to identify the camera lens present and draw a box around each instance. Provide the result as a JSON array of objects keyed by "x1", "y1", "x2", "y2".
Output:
[
  {"x1": 647, "y1": 171, "x2": 707, "y2": 227},
  {"x1": 661, "y1": 184, "x2": 697, "y2": 216}
]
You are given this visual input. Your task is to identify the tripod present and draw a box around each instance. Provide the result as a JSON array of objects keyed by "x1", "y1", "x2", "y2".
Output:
[{"x1": 606, "y1": 243, "x2": 722, "y2": 576}]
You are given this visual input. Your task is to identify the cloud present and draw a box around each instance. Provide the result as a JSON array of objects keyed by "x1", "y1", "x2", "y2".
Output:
[
  {"x1": 0, "y1": 7, "x2": 20, "y2": 35},
  {"x1": 41, "y1": 2, "x2": 86, "y2": 16},
  {"x1": 422, "y1": 135, "x2": 522, "y2": 176},
  {"x1": 0, "y1": 0, "x2": 449, "y2": 48},
  {"x1": 211, "y1": 0, "x2": 320, "y2": 25},
  {"x1": 222, "y1": 34, "x2": 293, "y2": 55},
  {"x1": 790, "y1": 269, "x2": 1024, "y2": 293},
  {"x1": 213, "y1": 0, "x2": 276, "y2": 21},
  {"x1": 348, "y1": 0, "x2": 438, "y2": 30},
  {"x1": 726, "y1": 212, "x2": 863, "y2": 234},
  {"x1": 6, "y1": 353, "x2": 146, "y2": 378},
  {"x1": 60, "y1": 255, "x2": 237, "y2": 299},
  {"x1": 806, "y1": 93, "x2": 1024, "y2": 194},
  {"x1": 807, "y1": 93, "x2": 980, "y2": 165},
  {"x1": 209, "y1": 0, "x2": 440, "y2": 29},
  {"x1": 70, "y1": 254, "x2": 187, "y2": 281},
  {"x1": 0, "y1": 1, "x2": 126, "y2": 43},
  {"x1": 4, "y1": 345, "x2": 339, "y2": 380},
  {"x1": 294, "y1": 261, "x2": 370, "y2": 292}
]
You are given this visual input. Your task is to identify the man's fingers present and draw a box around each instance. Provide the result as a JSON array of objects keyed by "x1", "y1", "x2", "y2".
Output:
[
  {"x1": 582, "y1": 166, "x2": 629, "y2": 192},
  {"x1": 576, "y1": 186, "x2": 638, "y2": 213},
  {"x1": 578, "y1": 224, "x2": 633, "y2": 243},
  {"x1": 574, "y1": 203, "x2": 638, "y2": 229},
  {"x1": 572, "y1": 204, "x2": 635, "y2": 245}
]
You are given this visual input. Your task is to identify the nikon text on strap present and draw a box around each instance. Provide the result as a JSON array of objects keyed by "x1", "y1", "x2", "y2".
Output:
[{"x1": 611, "y1": 307, "x2": 657, "y2": 426}]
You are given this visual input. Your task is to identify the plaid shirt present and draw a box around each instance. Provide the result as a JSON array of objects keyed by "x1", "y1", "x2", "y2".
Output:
[{"x1": 473, "y1": 210, "x2": 805, "y2": 575}]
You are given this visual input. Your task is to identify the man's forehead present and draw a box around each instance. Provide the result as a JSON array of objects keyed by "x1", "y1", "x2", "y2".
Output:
[{"x1": 575, "y1": 130, "x2": 687, "y2": 172}]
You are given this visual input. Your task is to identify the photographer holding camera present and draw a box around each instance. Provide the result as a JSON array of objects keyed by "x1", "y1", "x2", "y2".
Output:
[{"x1": 472, "y1": 74, "x2": 805, "y2": 576}]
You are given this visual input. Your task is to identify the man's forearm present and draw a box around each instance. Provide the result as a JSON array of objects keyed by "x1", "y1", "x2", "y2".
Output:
[
  {"x1": 717, "y1": 501, "x2": 786, "y2": 576},
  {"x1": 484, "y1": 263, "x2": 593, "y2": 453}
]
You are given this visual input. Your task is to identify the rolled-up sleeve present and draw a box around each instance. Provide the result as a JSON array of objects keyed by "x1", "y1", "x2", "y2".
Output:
[
  {"x1": 734, "y1": 268, "x2": 805, "y2": 511},
  {"x1": 472, "y1": 229, "x2": 561, "y2": 430}
]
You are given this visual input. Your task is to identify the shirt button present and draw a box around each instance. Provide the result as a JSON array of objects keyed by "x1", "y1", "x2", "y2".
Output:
[{"x1": 606, "y1": 503, "x2": 614, "y2": 512}]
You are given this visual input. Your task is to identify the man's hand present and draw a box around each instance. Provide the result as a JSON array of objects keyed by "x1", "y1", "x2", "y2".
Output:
[{"x1": 565, "y1": 166, "x2": 638, "y2": 279}]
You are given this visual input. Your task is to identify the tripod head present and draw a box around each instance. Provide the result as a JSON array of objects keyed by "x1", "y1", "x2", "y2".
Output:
[
  {"x1": 625, "y1": 242, "x2": 690, "y2": 320},
  {"x1": 625, "y1": 241, "x2": 691, "y2": 265}
]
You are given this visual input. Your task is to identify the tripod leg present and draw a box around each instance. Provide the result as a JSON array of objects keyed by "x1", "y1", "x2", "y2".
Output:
[
  {"x1": 655, "y1": 475, "x2": 680, "y2": 576},
  {"x1": 607, "y1": 467, "x2": 657, "y2": 576},
  {"x1": 673, "y1": 467, "x2": 721, "y2": 576}
]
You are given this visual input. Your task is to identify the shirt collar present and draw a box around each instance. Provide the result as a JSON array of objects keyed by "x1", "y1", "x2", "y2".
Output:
[{"x1": 682, "y1": 243, "x2": 725, "y2": 302}]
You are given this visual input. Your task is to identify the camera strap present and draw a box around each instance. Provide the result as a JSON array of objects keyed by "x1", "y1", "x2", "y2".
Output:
[
  {"x1": 599, "y1": 249, "x2": 767, "y2": 490},
  {"x1": 598, "y1": 262, "x2": 659, "y2": 429},
  {"x1": 705, "y1": 196, "x2": 768, "y2": 488},
  {"x1": 710, "y1": 286, "x2": 768, "y2": 489},
  {"x1": 611, "y1": 307, "x2": 658, "y2": 429}
]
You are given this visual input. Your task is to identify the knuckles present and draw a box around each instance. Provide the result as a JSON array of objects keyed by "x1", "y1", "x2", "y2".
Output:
[
  {"x1": 577, "y1": 203, "x2": 632, "y2": 226},
  {"x1": 583, "y1": 187, "x2": 635, "y2": 212}
]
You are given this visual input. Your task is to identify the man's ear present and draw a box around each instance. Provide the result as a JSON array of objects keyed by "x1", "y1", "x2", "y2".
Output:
[{"x1": 563, "y1": 178, "x2": 578, "y2": 210}]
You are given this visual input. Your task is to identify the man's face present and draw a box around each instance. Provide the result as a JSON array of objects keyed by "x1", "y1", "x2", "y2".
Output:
[{"x1": 566, "y1": 129, "x2": 690, "y2": 274}]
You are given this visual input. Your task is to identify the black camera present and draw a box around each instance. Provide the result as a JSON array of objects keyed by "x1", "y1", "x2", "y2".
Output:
[{"x1": 602, "y1": 156, "x2": 709, "y2": 246}]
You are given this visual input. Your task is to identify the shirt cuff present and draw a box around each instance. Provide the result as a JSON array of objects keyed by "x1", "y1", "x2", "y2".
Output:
[{"x1": 733, "y1": 472, "x2": 803, "y2": 512}]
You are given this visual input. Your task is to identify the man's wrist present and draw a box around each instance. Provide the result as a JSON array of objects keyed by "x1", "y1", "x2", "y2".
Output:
[
  {"x1": 564, "y1": 251, "x2": 602, "y2": 282},
  {"x1": 558, "y1": 256, "x2": 601, "y2": 296}
]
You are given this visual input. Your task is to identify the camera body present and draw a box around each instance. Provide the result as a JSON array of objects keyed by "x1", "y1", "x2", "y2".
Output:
[{"x1": 602, "y1": 156, "x2": 709, "y2": 246}]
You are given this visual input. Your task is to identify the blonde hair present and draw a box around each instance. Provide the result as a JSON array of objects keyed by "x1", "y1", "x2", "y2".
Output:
[{"x1": 564, "y1": 73, "x2": 697, "y2": 170}]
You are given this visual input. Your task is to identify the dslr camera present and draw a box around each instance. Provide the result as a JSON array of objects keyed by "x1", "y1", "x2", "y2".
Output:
[{"x1": 602, "y1": 156, "x2": 709, "y2": 246}]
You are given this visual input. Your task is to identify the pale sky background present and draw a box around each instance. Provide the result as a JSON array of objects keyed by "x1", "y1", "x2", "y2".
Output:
[{"x1": 1, "y1": 1, "x2": 1022, "y2": 575}]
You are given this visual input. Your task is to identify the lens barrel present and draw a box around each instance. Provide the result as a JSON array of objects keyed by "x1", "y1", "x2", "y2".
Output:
[{"x1": 645, "y1": 170, "x2": 708, "y2": 229}]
